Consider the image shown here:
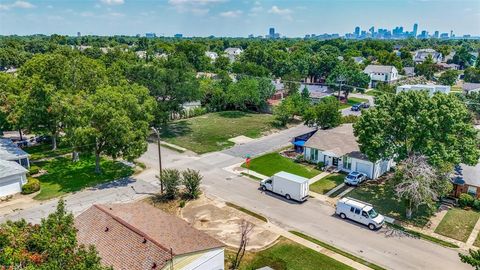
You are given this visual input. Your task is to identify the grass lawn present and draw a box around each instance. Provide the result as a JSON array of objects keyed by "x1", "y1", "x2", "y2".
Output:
[
  {"x1": 160, "y1": 111, "x2": 277, "y2": 154},
  {"x1": 347, "y1": 181, "x2": 435, "y2": 227},
  {"x1": 338, "y1": 97, "x2": 369, "y2": 109},
  {"x1": 25, "y1": 143, "x2": 72, "y2": 161},
  {"x1": 364, "y1": 90, "x2": 385, "y2": 97},
  {"x1": 34, "y1": 155, "x2": 134, "y2": 200},
  {"x1": 434, "y1": 208, "x2": 480, "y2": 242},
  {"x1": 229, "y1": 237, "x2": 354, "y2": 270},
  {"x1": 242, "y1": 152, "x2": 321, "y2": 178},
  {"x1": 310, "y1": 173, "x2": 344, "y2": 194},
  {"x1": 474, "y1": 231, "x2": 480, "y2": 248}
]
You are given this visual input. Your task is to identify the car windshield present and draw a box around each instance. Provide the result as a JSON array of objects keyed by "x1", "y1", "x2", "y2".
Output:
[
  {"x1": 347, "y1": 175, "x2": 356, "y2": 180},
  {"x1": 368, "y1": 209, "x2": 379, "y2": 218}
]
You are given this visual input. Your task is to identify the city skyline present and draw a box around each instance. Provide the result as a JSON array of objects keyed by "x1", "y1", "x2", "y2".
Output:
[{"x1": 0, "y1": 0, "x2": 479, "y2": 37}]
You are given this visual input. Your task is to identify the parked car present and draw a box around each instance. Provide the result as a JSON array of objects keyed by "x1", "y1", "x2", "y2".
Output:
[
  {"x1": 351, "y1": 104, "x2": 362, "y2": 111},
  {"x1": 336, "y1": 197, "x2": 385, "y2": 230},
  {"x1": 260, "y1": 171, "x2": 309, "y2": 202},
  {"x1": 344, "y1": 171, "x2": 367, "y2": 186},
  {"x1": 360, "y1": 102, "x2": 370, "y2": 109}
]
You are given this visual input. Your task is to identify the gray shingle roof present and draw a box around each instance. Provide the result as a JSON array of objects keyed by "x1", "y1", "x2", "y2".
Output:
[
  {"x1": 0, "y1": 139, "x2": 29, "y2": 161},
  {"x1": 364, "y1": 65, "x2": 395, "y2": 74},
  {"x1": 463, "y1": 83, "x2": 480, "y2": 92},
  {"x1": 461, "y1": 163, "x2": 480, "y2": 187},
  {"x1": 0, "y1": 159, "x2": 27, "y2": 178}
]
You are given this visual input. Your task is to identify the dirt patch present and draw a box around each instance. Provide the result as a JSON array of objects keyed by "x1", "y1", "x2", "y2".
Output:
[
  {"x1": 181, "y1": 196, "x2": 278, "y2": 251},
  {"x1": 228, "y1": 135, "x2": 254, "y2": 145}
]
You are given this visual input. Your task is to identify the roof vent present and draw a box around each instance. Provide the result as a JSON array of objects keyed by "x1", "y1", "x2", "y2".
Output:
[
  {"x1": 152, "y1": 263, "x2": 157, "y2": 269},
  {"x1": 142, "y1": 238, "x2": 147, "y2": 244},
  {"x1": 105, "y1": 227, "x2": 109, "y2": 232}
]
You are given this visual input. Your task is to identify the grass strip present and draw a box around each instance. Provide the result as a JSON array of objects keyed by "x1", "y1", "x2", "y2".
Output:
[
  {"x1": 160, "y1": 142, "x2": 186, "y2": 153},
  {"x1": 290, "y1": 231, "x2": 386, "y2": 270},
  {"x1": 241, "y1": 172, "x2": 263, "y2": 181},
  {"x1": 226, "y1": 202, "x2": 268, "y2": 222},
  {"x1": 328, "y1": 184, "x2": 351, "y2": 198},
  {"x1": 387, "y1": 223, "x2": 459, "y2": 249}
]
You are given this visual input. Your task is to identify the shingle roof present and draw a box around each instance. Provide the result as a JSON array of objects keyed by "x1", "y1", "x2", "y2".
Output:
[
  {"x1": 75, "y1": 202, "x2": 224, "y2": 270},
  {"x1": 305, "y1": 124, "x2": 367, "y2": 159},
  {"x1": 463, "y1": 83, "x2": 480, "y2": 92},
  {"x1": 0, "y1": 139, "x2": 29, "y2": 161},
  {"x1": 461, "y1": 163, "x2": 480, "y2": 187},
  {"x1": 363, "y1": 65, "x2": 395, "y2": 74},
  {"x1": 0, "y1": 159, "x2": 27, "y2": 179}
]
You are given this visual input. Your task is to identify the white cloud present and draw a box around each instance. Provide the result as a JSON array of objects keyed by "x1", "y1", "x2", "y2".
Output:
[
  {"x1": 268, "y1": 5, "x2": 291, "y2": 15},
  {"x1": 168, "y1": 0, "x2": 227, "y2": 15},
  {"x1": 0, "y1": 1, "x2": 35, "y2": 10},
  {"x1": 100, "y1": 0, "x2": 124, "y2": 6},
  {"x1": 220, "y1": 10, "x2": 242, "y2": 18}
]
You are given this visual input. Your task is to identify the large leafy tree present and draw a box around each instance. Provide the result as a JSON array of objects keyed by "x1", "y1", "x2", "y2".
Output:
[
  {"x1": 464, "y1": 67, "x2": 480, "y2": 83},
  {"x1": 0, "y1": 199, "x2": 109, "y2": 270},
  {"x1": 303, "y1": 96, "x2": 342, "y2": 129},
  {"x1": 438, "y1": 70, "x2": 458, "y2": 86},
  {"x1": 327, "y1": 63, "x2": 370, "y2": 99},
  {"x1": 460, "y1": 249, "x2": 480, "y2": 270},
  {"x1": 415, "y1": 55, "x2": 437, "y2": 80},
  {"x1": 273, "y1": 92, "x2": 309, "y2": 126},
  {"x1": 72, "y1": 84, "x2": 155, "y2": 173},
  {"x1": 354, "y1": 91, "x2": 479, "y2": 167}
]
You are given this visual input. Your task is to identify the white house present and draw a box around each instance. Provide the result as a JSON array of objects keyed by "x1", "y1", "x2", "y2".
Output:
[
  {"x1": 224, "y1": 47, "x2": 243, "y2": 62},
  {"x1": 396, "y1": 84, "x2": 451, "y2": 95},
  {"x1": 205, "y1": 51, "x2": 218, "y2": 61},
  {"x1": 75, "y1": 202, "x2": 225, "y2": 270},
  {"x1": 303, "y1": 124, "x2": 394, "y2": 179},
  {"x1": 0, "y1": 159, "x2": 28, "y2": 197},
  {"x1": 413, "y1": 49, "x2": 443, "y2": 63},
  {"x1": 363, "y1": 65, "x2": 399, "y2": 88},
  {"x1": 0, "y1": 138, "x2": 30, "y2": 168}
]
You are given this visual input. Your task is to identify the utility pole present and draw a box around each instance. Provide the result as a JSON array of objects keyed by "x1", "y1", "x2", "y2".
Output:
[{"x1": 151, "y1": 127, "x2": 163, "y2": 194}]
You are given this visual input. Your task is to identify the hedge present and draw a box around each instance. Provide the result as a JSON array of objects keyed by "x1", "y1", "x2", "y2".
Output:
[{"x1": 22, "y1": 177, "x2": 40, "y2": 194}]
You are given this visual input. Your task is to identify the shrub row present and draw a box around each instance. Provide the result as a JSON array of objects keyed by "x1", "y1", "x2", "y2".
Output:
[{"x1": 459, "y1": 193, "x2": 480, "y2": 210}]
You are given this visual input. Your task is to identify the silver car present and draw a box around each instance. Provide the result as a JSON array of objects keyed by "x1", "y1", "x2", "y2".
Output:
[{"x1": 344, "y1": 171, "x2": 367, "y2": 186}]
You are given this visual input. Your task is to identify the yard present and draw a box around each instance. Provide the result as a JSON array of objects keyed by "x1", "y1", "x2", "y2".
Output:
[
  {"x1": 434, "y1": 208, "x2": 480, "y2": 242},
  {"x1": 346, "y1": 181, "x2": 435, "y2": 227},
  {"x1": 242, "y1": 152, "x2": 321, "y2": 178},
  {"x1": 229, "y1": 237, "x2": 354, "y2": 270},
  {"x1": 364, "y1": 90, "x2": 385, "y2": 97},
  {"x1": 310, "y1": 173, "x2": 345, "y2": 194},
  {"x1": 160, "y1": 111, "x2": 278, "y2": 154},
  {"x1": 338, "y1": 97, "x2": 369, "y2": 109},
  {"x1": 25, "y1": 142, "x2": 71, "y2": 161},
  {"x1": 34, "y1": 155, "x2": 134, "y2": 200}
]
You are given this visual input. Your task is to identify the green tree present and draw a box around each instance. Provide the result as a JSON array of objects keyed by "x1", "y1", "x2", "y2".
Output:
[
  {"x1": 459, "y1": 249, "x2": 480, "y2": 270},
  {"x1": 415, "y1": 55, "x2": 437, "y2": 80},
  {"x1": 303, "y1": 96, "x2": 342, "y2": 129},
  {"x1": 273, "y1": 93, "x2": 308, "y2": 126},
  {"x1": 438, "y1": 70, "x2": 459, "y2": 86},
  {"x1": 162, "y1": 168, "x2": 181, "y2": 200},
  {"x1": 464, "y1": 67, "x2": 480, "y2": 83},
  {"x1": 226, "y1": 78, "x2": 261, "y2": 111},
  {"x1": 72, "y1": 84, "x2": 155, "y2": 173},
  {"x1": 354, "y1": 91, "x2": 479, "y2": 167},
  {"x1": 452, "y1": 46, "x2": 474, "y2": 69},
  {"x1": 0, "y1": 199, "x2": 109, "y2": 269},
  {"x1": 182, "y1": 169, "x2": 202, "y2": 199}
]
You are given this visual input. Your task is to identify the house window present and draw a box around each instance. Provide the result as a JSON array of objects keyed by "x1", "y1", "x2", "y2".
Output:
[
  {"x1": 468, "y1": 186, "x2": 477, "y2": 196},
  {"x1": 310, "y1": 149, "x2": 318, "y2": 161},
  {"x1": 343, "y1": 157, "x2": 352, "y2": 170}
]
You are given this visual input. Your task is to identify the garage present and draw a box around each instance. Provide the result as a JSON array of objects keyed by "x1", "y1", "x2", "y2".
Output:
[
  {"x1": 0, "y1": 160, "x2": 28, "y2": 197},
  {"x1": 355, "y1": 162, "x2": 372, "y2": 178}
]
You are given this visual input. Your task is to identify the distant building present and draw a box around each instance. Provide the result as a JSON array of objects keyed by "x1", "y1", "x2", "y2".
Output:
[
  {"x1": 145, "y1": 32, "x2": 156, "y2": 38},
  {"x1": 77, "y1": 32, "x2": 81, "y2": 37},
  {"x1": 363, "y1": 65, "x2": 399, "y2": 88},
  {"x1": 174, "y1": 33, "x2": 183, "y2": 38},
  {"x1": 463, "y1": 83, "x2": 480, "y2": 95},
  {"x1": 413, "y1": 23, "x2": 418, "y2": 38},
  {"x1": 433, "y1": 31, "x2": 439, "y2": 38},
  {"x1": 205, "y1": 51, "x2": 218, "y2": 61},
  {"x1": 396, "y1": 84, "x2": 450, "y2": 95},
  {"x1": 354, "y1": 26, "x2": 360, "y2": 37},
  {"x1": 224, "y1": 47, "x2": 243, "y2": 62},
  {"x1": 403, "y1": 67, "x2": 415, "y2": 77},
  {"x1": 413, "y1": 49, "x2": 443, "y2": 63},
  {"x1": 352, "y1": 56, "x2": 365, "y2": 64},
  {"x1": 269, "y1": 27, "x2": 275, "y2": 38}
]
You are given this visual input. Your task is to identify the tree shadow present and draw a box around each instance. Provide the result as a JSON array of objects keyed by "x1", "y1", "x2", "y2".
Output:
[
  {"x1": 159, "y1": 121, "x2": 193, "y2": 139},
  {"x1": 217, "y1": 111, "x2": 249, "y2": 118}
]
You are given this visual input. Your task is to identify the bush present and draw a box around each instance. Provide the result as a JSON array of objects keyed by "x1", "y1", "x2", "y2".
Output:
[
  {"x1": 473, "y1": 200, "x2": 480, "y2": 211},
  {"x1": 341, "y1": 115, "x2": 359, "y2": 124},
  {"x1": 182, "y1": 169, "x2": 202, "y2": 200},
  {"x1": 28, "y1": 165, "x2": 40, "y2": 176},
  {"x1": 294, "y1": 154, "x2": 304, "y2": 163},
  {"x1": 459, "y1": 193, "x2": 475, "y2": 208},
  {"x1": 179, "y1": 200, "x2": 186, "y2": 208},
  {"x1": 22, "y1": 177, "x2": 40, "y2": 194},
  {"x1": 316, "y1": 161, "x2": 325, "y2": 170},
  {"x1": 160, "y1": 169, "x2": 181, "y2": 200}
]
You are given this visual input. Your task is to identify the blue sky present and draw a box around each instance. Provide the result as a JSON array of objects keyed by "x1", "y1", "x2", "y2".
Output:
[{"x1": 1, "y1": 0, "x2": 479, "y2": 37}]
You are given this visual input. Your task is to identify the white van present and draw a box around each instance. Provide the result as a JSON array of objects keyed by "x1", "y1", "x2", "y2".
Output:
[
  {"x1": 335, "y1": 197, "x2": 385, "y2": 230},
  {"x1": 260, "y1": 171, "x2": 309, "y2": 202}
]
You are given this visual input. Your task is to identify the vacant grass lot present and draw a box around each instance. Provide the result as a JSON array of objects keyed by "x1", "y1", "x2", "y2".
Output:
[
  {"x1": 347, "y1": 181, "x2": 435, "y2": 227},
  {"x1": 434, "y1": 208, "x2": 480, "y2": 242},
  {"x1": 160, "y1": 111, "x2": 277, "y2": 154},
  {"x1": 25, "y1": 143, "x2": 71, "y2": 161},
  {"x1": 242, "y1": 152, "x2": 321, "y2": 178},
  {"x1": 230, "y1": 237, "x2": 354, "y2": 270},
  {"x1": 34, "y1": 155, "x2": 134, "y2": 200},
  {"x1": 310, "y1": 173, "x2": 345, "y2": 194},
  {"x1": 338, "y1": 97, "x2": 369, "y2": 109}
]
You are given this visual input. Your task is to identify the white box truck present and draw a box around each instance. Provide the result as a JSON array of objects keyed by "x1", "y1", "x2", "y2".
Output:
[
  {"x1": 336, "y1": 197, "x2": 385, "y2": 230},
  {"x1": 260, "y1": 171, "x2": 309, "y2": 202}
]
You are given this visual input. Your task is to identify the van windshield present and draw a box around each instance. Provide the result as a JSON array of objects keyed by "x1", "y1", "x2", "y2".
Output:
[{"x1": 368, "y1": 209, "x2": 379, "y2": 218}]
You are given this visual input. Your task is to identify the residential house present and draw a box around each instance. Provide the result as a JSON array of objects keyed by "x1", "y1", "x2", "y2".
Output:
[
  {"x1": 396, "y1": 84, "x2": 450, "y2": 95},
  {"x1": 0, "y1": 159, "x2": 28, "y2": 197},
  {"x1": 224, "y1": 47, "x2": 243, "y2": 62},
  {"x1": 437, "y1": 63, "x2": 460, "y2": 70},
  {"x1": 452, "y1": 163, "x2": 480, "y2": 199},
  {"x1": 403, "y1": 67, "x2": 415, "y2": 77},
  {"x1": 303, "y1": 124, "x2": 394, "y2": 179},
  {"x1": 363, "y1": 65, "x2": 399, "y2": 88},
  {"x1": 413, "y1": 49, "x2": 443, "y2": 63},
  {"x1": 205, "y1": 51, "x2": 218, "y2": 61},
  {"x1": 135, "y1": 50, "x2": 147, "y2": 59},
  {"x1": 352, "y1": 56, "x2": 365, "y2": 65},
  {"x1": 0, "y1": 138, "x2": 30, "y2": 168},
  {"x1": 463, "y1": 82, "x2": 480, "y2": 95},
  {"x1": 75, "y1": 202, "x2": 225, "y2": 270},
  {"x1": 271, "y1": 80, "x2": 332, "y2": 104}
]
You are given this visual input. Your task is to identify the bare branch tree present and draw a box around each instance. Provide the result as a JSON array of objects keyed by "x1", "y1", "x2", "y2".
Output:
[
  {"x1": 393, "y1": 154, "x2": 439, "y2": 219},
  {"x1": 230, "y1": 219, "x2": 254, "y2": 270}
]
